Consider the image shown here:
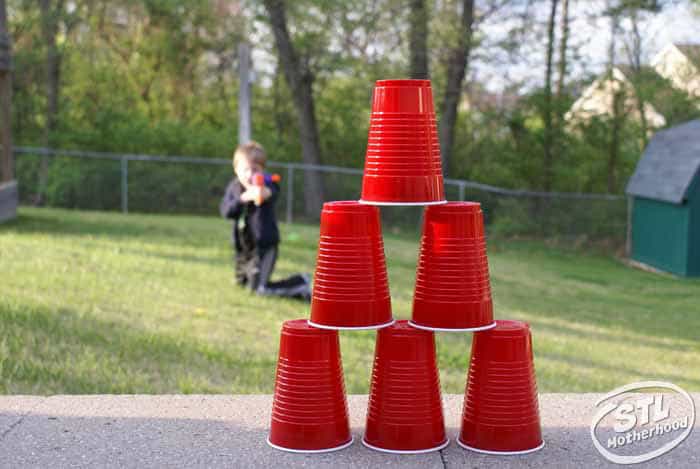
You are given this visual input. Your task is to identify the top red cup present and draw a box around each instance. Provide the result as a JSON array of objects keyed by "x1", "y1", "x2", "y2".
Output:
[{"x1": 360, "y1": 79, "x2": 446, "y2": 205}]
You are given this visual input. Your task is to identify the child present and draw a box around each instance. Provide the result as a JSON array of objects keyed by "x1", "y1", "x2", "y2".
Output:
[{"x1": 219, "y1": 141, "x2": 311, "y2": 301}]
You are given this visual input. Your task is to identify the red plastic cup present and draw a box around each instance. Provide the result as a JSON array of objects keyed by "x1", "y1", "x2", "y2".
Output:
[
  {"x1": 458, "y1": 320, "x2": 544, "y2": 455},
  {"x1": 360, "y1": 79, "x2": 446, "y2": 205},
  {"x1": 309, "y1": 201, "x2": 394, "y2": 330},
  {"x1": 363, "y1": 320, "x2": 448, "y2": 453},
  {"x1": 410, "y1": 202, "x2": 496, "y2": 331},
  {"x1": 268, "y1": 319, "x2": 353, "y2": 453}
]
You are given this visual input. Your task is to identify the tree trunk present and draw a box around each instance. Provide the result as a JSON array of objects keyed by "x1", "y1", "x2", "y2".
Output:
[
  {"x1": 438, "y1": 0, "x2": 474, "y2": 178},
  {"x1": 238, "y1": 42, "x2": 251, "y2": 145},
  {"x1": 553, "y1": 0, "x2": 570, "y2": 195},
  {"x1": 263, "y1": 0, "x2": 324, "y2": 218},
  {"x1": 608, "y1": 90, "x2": 624, "y2": 193},
  {"x1": 272, "y1": 66, "x2": 285, "y2": 147},
  {"x1": 628, "y1": 9, "x2": 648, "y2": 148},
  {"x1": 37, "y1": 0, "x2": 63, "y2": 206},
  {"x1": 542, "y1": 0, "x2": 559, "y2": 193},
  {"x1": 628, "y1": 7, "x2": 642, "y2": 71},
  {"x1": 607, "y1": 1, "x2": 617, "y2": 73},
  {"x1": 0, "y1": 0, "x2": 12, "y2": 183},
  {"x1": 606, "y1": 2, "x2": 622, "y2": 193},
  {"x1": 555, "y1": 0, "x2": 570, "y2": 102},
  {"x1": 408, "y1": 0, "x2": 429, "y2": 79}
]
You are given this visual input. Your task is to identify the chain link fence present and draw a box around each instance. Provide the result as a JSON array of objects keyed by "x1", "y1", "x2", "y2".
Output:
[{"x1": 13, "y1": 147, "x2": 628, "y2": 247}]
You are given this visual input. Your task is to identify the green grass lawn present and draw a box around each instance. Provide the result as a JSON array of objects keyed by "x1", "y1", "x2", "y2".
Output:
[{"x1": 1, "y1": 207, "x2": 699, "y2": 395}]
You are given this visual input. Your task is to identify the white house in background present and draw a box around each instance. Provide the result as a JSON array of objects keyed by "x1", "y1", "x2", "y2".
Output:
[
  {"x1": 651, "y1": 43, "x2": 700, "y2": 99},
  {"x1": 564, "y1": 66, "x2": 667, "y2": 128},
  {"x1": 566, "y1": 43, "x2": 700, "y2": 129}
]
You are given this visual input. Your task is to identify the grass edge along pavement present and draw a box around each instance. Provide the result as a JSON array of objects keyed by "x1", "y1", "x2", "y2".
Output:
[{"x1": 0, "y1": 207, "x2": 699, "y2": 395}]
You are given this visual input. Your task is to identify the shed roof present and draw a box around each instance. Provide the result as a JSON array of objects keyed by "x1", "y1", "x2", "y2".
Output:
[{"x1": 626, "y1": 119, "x2": 700, "y2": 204}]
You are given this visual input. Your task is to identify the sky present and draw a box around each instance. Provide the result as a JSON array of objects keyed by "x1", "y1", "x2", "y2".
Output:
[
  {"x1": 247, "y1": 1, "x2": 700, "y2": 94},
  {"x1": 475, "y1": 0, "x2": 700, "y2": 92}
]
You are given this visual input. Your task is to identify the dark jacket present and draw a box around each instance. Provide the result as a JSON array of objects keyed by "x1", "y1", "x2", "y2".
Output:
[{"x1": 219, "y1": 178, "x2": 280, "y2": 252}]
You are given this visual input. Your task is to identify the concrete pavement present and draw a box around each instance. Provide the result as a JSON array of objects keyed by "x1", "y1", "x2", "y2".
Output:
[{"x1": 1, "y1": 394, "x2": 698, "y2": 468}]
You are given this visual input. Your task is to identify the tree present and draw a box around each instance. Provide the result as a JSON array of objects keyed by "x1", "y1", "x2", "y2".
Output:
[
  {"x1": 605, "y1": 0, "x2": 667, "y2": 186},
  {"x1": 36, "y1": 0, "x2": 62, "y2": 205},
  {"x1": 626, "y1": 8, "x2": 649, "y2": 146},
  {"x1": 0, "y1": 0, "x2": 11, "y2": 183},
  {"x1": 555, "y1": 0, "x2": 570, "y2": 102},
  {"x1": 604, "y1": 0, "x2": 622, "y2": 193},
  {"x1": 438, "y1": 0, "x2": 474, "y2": 178},
  {"x1": 263, "y1": 0, "x2": 325, "y2": 217},
  {"x1": 542, "y1": 0, "x2": 559, "y2": 193},
  {"x1": 621, "y1": 1, "x2": 666, "y2": 148},
  {"x1": 408, "y1": 0, "x2": 429, "y2": 79},
  {"x1": 34, "y1": 0, "x2": 81, "y2": 204}
]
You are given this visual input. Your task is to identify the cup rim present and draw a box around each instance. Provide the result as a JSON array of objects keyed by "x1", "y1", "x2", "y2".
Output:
[
  {"x1": 361, "y1": 437, "x2": 449, "y2": 454},
  {"x1": 281, "y1": 318, "x2": 335, "y2": 335},
  {"x1": 307, "y1": 319, "x2": 395, "y2": 331},
  {"x1": 359, "y1": 199, "x2": 447, "y2": 206},
  {"x1": 323, "y1": 200, "x2": 377, "y2": 212},
  {"x1": 267, "y1": 437, "x2": 354, "y2": 454},
  {"x1": 408, "y1": 321, "x2": 497, "y2": 332},
  {"x1": 456, "y1": 439, "x2": 545, "y2": 455},
  {"x1": 375, "y1": 79, "x2": 431, "y2": 88}
]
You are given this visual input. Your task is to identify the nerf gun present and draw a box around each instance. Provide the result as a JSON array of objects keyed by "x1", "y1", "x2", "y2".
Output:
[{"x1": 252, "y1": 172, "x2": 282, "y2": 205}]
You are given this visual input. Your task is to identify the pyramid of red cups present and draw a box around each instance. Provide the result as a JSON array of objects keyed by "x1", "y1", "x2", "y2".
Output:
[{"x1": 267, "y1": 79, "x2": 544, "y2": 455}]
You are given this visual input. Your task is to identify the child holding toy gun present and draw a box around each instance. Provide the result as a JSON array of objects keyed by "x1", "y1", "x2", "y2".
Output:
[{"x1": 219, "y1": 141, "x2": 311, "y2": 301}]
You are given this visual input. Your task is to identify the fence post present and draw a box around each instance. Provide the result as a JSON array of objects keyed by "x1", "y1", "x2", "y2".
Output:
[
  {"x1": 286, "y1": 165, "x2": 294, "y2": 224},
  {"x1": 121, "y1": 156, "x2": 128, "y2": 214},
  {"x1": 238, "y1": 42, "x2": 251, "y2": 144},
  {"x1": 458, "y1": 181, "x2": 465, "y2": 201}
]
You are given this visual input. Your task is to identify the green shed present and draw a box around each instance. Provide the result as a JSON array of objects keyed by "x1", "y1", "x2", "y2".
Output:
[{"x1": 626, "y1": 119, "x2": 700, "y2": 277}]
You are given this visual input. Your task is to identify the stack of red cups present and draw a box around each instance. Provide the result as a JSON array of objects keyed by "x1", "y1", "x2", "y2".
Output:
[{"x1": 267, "y1": 78, "x2": 543, "y2": 457}]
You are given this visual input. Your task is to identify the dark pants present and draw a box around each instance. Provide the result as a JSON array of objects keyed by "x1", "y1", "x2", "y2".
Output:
[{"x1": 235, "y1": 245, "x2": 309, "y2": 299}]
